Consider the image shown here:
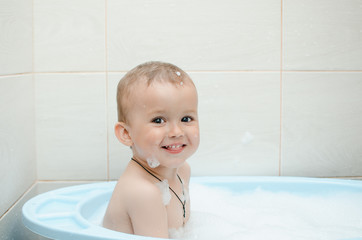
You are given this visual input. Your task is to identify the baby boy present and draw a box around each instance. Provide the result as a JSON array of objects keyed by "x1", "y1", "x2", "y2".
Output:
[{"x1": 103, "y1": 61, "x2": 200, "y2": 238}]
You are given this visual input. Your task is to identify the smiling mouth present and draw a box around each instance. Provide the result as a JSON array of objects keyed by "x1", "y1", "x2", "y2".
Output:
[{"x1": 162, "y1": 144, "x2": 186, "y2": 149}]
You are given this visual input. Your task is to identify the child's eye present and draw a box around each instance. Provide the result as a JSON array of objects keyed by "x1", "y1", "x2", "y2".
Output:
[
  {"x1": 152, "y1": 117, "x2": 165, "y2": 124},
  {"x1": 181, "y1": 116, "x2": 193, "y2": 122}
]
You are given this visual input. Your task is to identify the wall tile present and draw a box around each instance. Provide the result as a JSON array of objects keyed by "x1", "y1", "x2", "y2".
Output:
[
  {"x1": 282, "y1": 72, "x2": 362, "y2": 176},
  {"x1": 0, "y1": 0, "x2": 32, "y2": 75},
  {"x1": 0, "y1": 75, "x2": 36, "y2": 216},
  {"x1": 108, "y1": 72, "x2": 281, "y2": 178},
  {"x1": 107, "y1": 0, "x2": 281, "y2": 71},
  {"x1": 34, "y1": 0, "x2": 105, "y2": 72},
  {"x1": 36, "y1": 73, "x2": 107, "y2": 180},
  {"x1": 190, "y1": 72, "x2": 280, "y2": 175},
  {"x1": 283, "y1": 0, "x2": 362, "y2": 70}
]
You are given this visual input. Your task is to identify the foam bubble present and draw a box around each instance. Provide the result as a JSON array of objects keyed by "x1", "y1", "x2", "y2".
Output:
[
  {"x1": 177, "y1": 184, "x2": 362, "y2": 240},
  {"x1": 156, "y1": 179, "x2": 171, "y2": 205},
  {"x1": 241, "y1": 131, "x2": 254, "y2": 145},
  {"x1": 146, "y1": 157, "x2": 160, "y2": 168},
  {"x1": 181, "y1": 187, "x2": 189, "y2": 202},
  {"x1": 98, "y1": 182, "x2": 362, "y2": 239}
]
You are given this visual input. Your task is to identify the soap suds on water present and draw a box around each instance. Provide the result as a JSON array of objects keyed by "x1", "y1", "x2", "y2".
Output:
[
  {"x1": 169, "y1": 184, "x2": 362, "y2": 240},
  {"x1": 96, "y1": 183, "x2": 362, "y2": 239}
]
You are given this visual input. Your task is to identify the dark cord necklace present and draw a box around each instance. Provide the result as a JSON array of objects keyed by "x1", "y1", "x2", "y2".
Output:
[{"x1": 131, "y1": 158, "x2": 186, "y2": 224}]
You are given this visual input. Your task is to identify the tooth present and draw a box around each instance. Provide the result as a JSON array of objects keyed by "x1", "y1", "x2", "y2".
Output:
[{"x1": 164, "y1": 145, "x2": 184, "y2": 149}]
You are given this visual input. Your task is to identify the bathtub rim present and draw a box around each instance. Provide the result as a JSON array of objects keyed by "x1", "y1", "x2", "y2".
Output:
[{"x1": 22, "y1": 176, "x2": 362, "y2": 240}]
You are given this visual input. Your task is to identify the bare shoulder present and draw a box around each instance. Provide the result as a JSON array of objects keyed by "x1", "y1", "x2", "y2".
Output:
[
  {"x1": 123, "y1": 175, "x2": 163, "y2": 205},
  {"x1": 104, "y1": 172, "x2": 168, "y2": 237},
  {"x1": 106, "y1": 170, "x2": 158, "y2": 208},
  {"x1": 122, "y1": 174, "x2": 169, "y2": 237}
]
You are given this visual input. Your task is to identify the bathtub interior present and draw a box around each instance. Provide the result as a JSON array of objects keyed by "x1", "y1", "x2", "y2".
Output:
[{"x1": 22, "y1": 177, "x2": 362, "y2": 240}]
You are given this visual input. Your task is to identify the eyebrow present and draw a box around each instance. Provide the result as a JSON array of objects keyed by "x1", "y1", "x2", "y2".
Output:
[
  {"x1": 147, "y1": 109, "x2": 165, "y2": 115},
  {"x1": 147, "y1": 109, "x2": 197, "y2": 116},
  {"x1": 184, "y1": 110, "x2": 198, "y2": 115}
]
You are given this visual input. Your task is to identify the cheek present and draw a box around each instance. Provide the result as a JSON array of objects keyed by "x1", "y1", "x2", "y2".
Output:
[
  {"x1": 190, "y1": 127, "x2": 200, "y2": 145},
  {"x1": 133, "y1": 129, "x2": 163, "y2": 157},
  {"x1": 143, "y1": 129, "x2": 164, "y2": 146},
  {"x1": 131, "y1": 127, "x2": 160, "y2": 148}
]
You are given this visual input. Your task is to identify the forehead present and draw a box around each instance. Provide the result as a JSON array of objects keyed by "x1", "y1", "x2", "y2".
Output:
[
  {"x1": 132, "y1": 76, "x2": 196, "y2": 94},
  {"x1": 130, "y1": 81, "x2": 198, "y2": 111}
]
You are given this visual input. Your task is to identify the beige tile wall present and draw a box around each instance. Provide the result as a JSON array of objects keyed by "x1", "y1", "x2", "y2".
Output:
[
  {"x1": 282, "y1": 72, "x2": 362, "y2": 176},
  {"x1": 283, "y1": 0, "x2": 362, "y2": 70},
  {"x1": 0, "y1": 0, "x2": 32, "y2": 75},
  {"x1": 33, "y1": 0, "x2": 106, "y2": 72},
  {"x1": 282, "y1": 0, "x2": 362, "y2": 176},
  {"x1": 190, "y1": 72, "x2": 281, "y2": 176},
  {"x1": 1, "y1": 0, "x2": 362, "y2": 219},
  {"x1": 35, "y1": 73, "x2": 108, "y2": 180},
  {"x1": 0, "y1": 0, "x2": 36, "y2": 217},
  {"x1": 107, "y1": 1, "x2": 281, "y2": 71}
]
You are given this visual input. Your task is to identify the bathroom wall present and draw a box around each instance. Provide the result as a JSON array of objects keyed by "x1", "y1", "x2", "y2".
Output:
[
  {"x1": 1, "y1": 0, "x2": 362, "y2": 220},
  {"x1": 34, "y1": 0, "x2": 283, "y2": 180},
  {"x1": 33, "y1": 0, "x2": 362, "y2": 180},
  {"x1": 0, "y1": 0, "x2": 36, "y2": 217}
]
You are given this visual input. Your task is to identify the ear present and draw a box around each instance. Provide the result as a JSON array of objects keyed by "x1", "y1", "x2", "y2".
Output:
[{"x1": 114, "y1": 122, "x2": 133, "y2": 147}]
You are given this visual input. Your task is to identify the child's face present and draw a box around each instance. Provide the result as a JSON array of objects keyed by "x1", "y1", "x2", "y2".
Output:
[{"x1": 126, "y1": 81, "x2": 199, "y2": 168}]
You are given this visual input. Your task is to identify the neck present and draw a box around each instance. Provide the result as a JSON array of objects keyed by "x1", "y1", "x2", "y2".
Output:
[{"x1": 131, "y1": 157, "x2": 178, "y2": 181}]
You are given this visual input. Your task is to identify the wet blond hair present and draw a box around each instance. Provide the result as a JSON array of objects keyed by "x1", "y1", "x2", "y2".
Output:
[{"x1": 116, "y1": 61, "x2": 194, "y2": 123}]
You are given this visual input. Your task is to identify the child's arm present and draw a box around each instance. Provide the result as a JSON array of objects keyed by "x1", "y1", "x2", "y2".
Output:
[{"x1": 127, "y1": 182, "x2": 169, "y2": 238}]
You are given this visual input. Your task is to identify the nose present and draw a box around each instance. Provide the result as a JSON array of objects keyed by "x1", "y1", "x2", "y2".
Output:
[{"x1": 168, "y1": 122, "x2": 184, "y2": 138}]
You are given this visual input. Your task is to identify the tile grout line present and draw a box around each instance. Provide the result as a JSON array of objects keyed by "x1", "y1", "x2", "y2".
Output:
[
  {"x1": 3, "y1": 70, "x2": 360, "y2": 78},
  {"x1": 32, "y1": 0, "x2": 38, "y2": 181},
  {"x1": 37, "y1": 180, "x2": 104, "y2": 183},
  {"x1": 279, "y1": 0, "x2": 284, "y2": 176},
  {"x1": 32, "y1": 0, "x2": 35, "y2": 75},
  {"x1": 7, "y1": 70, "x2": 361, "y2": 77},
  {"x1": 0, "y1": 72, "x2": 33, "y2": 78},
  {"x1": 105, "y1": 0, "x2": 110, "y2": 181}
]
